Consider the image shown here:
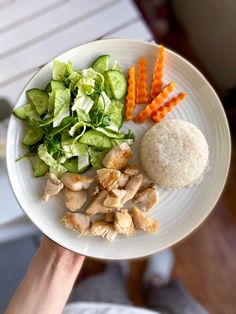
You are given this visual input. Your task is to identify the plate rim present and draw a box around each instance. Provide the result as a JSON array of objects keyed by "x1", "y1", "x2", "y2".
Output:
[{"x1": 6, "y1": 38, "x2": 231, "y2": 259}]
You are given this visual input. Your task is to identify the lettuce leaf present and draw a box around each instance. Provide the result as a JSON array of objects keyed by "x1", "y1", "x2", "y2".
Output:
[{"x1": 38, "y1": 144, "x2": 66, "y2": 177}]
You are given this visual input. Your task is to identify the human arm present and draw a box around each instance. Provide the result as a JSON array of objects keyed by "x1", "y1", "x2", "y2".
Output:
[{"x1": 6, "y1": 237, "x2": 84, "y2": 314}]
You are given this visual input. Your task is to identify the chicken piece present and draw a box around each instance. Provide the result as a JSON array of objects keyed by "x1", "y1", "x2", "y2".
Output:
[
  {"x1": 96, "y1": 168, "x2": 120, "y2": 190},
  {"x1": 122, "y1": 174, "x2": 143, "y2": 204},
  {"x1": 42, "y1": 172, "x2": 64, "y2": 202},
  {"x1": 134, "y1": 184, "x2": 159, "y2": 211},
  {"x1": 65, "y1": 188, "x2": 87, "y2": 212},
  {"x1": 103, "y1": 189, "x2": 126, "y2": 208},
  {"x1": 118, "y1": 173, "x2": 130, "y2": 188},
  {"x1": 90, "y1": 221, "x2": 117, "y2": 242},
  {"x1": 114, "y1": 210, "x2": 135, "y2": 236},
  {"x1": 124, "y1": 164, "x2": 139, "y2": 176},
  {"x1": 61, "y1": 173, "x2": 94, "y2": 191},
  {"x1": 86, "y1": 190, "x2": 114, "y2": 216},
  {"x1": 92, "y1": 186, "x2": 100, "y2": 196},
  {"x1": 103, "y1": 143, "x2": 132, "y2": 170},
  {"x1": 132, "y1": 207, "x2": 159, "y2": 233},
  {"x1": 105, "y1": 212, "x2": 114, "y2": 223},
  {"x1": 62, "y1": 211, "x2": 90, "y2": 235}
]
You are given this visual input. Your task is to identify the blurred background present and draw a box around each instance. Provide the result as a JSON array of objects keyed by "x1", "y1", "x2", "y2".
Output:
[{"x1": 0, "y1": 0, "x2": 235, "y2": 313}]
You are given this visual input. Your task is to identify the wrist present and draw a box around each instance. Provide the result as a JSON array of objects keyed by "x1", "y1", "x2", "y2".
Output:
[{"x1": 39, "y1": 237, "x2": 84, "y2": 271}]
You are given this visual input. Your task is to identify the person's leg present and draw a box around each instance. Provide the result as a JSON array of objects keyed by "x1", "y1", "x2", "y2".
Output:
[
  {"x1": 145, "y1": 278, "x2": 208, "y2": 314},
  {"x1": 143, "y1": 249, "x2": 208, "y2": 314},
  {"x1": 69, "y1": 263, "x2": 132, "y2": 305}
]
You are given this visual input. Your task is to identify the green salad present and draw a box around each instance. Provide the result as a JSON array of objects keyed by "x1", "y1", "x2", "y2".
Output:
[{"x1": 14, "y1": 55, "x2": 134, "y2": 177}]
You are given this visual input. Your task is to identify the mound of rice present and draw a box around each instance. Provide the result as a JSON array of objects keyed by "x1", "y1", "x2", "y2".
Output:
[{"x1": 139, "y1": 119, "x2": 209, "y2": 189}]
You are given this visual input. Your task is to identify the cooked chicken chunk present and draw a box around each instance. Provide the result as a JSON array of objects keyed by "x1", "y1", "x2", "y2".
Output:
[
  {"x1": 90, "y1": 221, "x2": 117, "y2": 242},
  {"x1": 62, "y1": 211, "x2": 90, "y2": 235},
  {"x1": 118, "y1": 173, "x2": 129, "y2": 188},
  {"x1": 105, "y1": 212, "x2": 114, "y2": 223},
  {"x1": 42, "y1": 172, "x2": 64, "y2": 202},
  {"x1": 103, "y1": 143, "x2": 132, "y2": 170},
  {"x1": 124, "y1": 164, "x2": 139, "y2": 176},
  {"x1": 122, "y1": 174, "x2": 143, "y2": 204},
  {"x1": 134, "y1": 184, "x2": 159, "y2": 211},
  {"x1": 103, "y1": 189, "x2": 126, "y2": 208},
  {"x1": 96, "y1": 168, "x2": 120, "y2": 190},
  {"x1": 114, "y1": 210, "x2": 135, "y2": 236},
  {"x1": 92, "y1": 186, "x2": 100, "y2": 196},
  {"x1": 65, "y1": 188, "x2": 87, "y2": 212},
  {"x1": 61, "y1": 173, "x2": 94, "y2": 191},
  {"x1": 132, "y1": 207, "x2": 159, "y2": 233},
  {"x1": 86, "y1": 190, "x2": 114, "y2": 216}
]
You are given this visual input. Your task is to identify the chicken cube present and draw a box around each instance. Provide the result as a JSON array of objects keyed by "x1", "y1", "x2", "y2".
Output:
[
  {"x1": 96, "y1": 168, "x2": 120, "y2": 190},
  {"x1": 61, "y1": 173, "x2": 94, "y2": 191},
  {"x1": 90, "y1": 221, "x2": 117, "y2": 242},
  {"x1": 42, "y1": 172, "x2": 64, "y2": 202},
  {"x1": 86, "y1": 190, "x2": 114, "y2": 216},
  {"x1": 103, "y1": 143, "x2": 132, "y2": 170},
  {"x1": 65, "y1": 188, "x2": 87, "y2": 212},
  {"x1": 103, "y1": 189, "x2": 126, "y2": 208},
  {"x1": 124, "y1": 164, "x2": 139, "y2": 176},
  {"x1": 118, "y1": 173, "x2": 129, "y2": 188},
  {"x1": 62, "y1": 211, "x2": 90, "y2": 235},
  {"x1": 114, "y1": 209, "x2": 135, "y2": 236},
  {"x1": 122, "y1": 174, "x2": 143, "y2": 204},
  {"x1": 134, "y1": 184, "x2": 159, "y2": 211},
  {"x1": 132, "y1": 207, "x2": 159, "y2": 233}
]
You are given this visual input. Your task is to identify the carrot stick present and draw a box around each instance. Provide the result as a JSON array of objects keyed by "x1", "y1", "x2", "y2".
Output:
[
  {"x1": 136, "y1": 57, "x2": 148, "y2": 104},
  {"x1": 125, "y1": 65, "x2": 136, "y2": 120},
  {"x1": 134, "y1": 81, "x2": 175, "y2": 123},
  {"x1": 150, "y1": 45, "x2": 165, "y2": 99},
  {"x1": 151, "y1": 93, "x2": 187, "y2": 123}
]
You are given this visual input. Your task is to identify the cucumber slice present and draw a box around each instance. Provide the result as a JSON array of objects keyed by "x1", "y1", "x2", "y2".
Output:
[
  {"x1": 78, "y1": 152, "x2": 90, "y2": 173},
  {"x1": 104, "y1": 79, "x2": 113, "y2": 99},
  {"x1": 22, "y1": 127, "x2": 44, "y2": 146},
  {"x1": 13, "y1": 103, "x2": 41, "y2": 121},
  {"x1": 27, "y1": 89, "x2": 48, "y2": 116},
  {"x1": 92, "y1": 55, "x2": 110, "y2": 74},
  {"x1": 34, "y1": 159, "x2": 49, "y2": 177},
  {"x1": 63, "y1": 157, "x2": 79, "y2": 173},
  {"x1": 105, "y1": 70, "x2": 127, "y2": 100},
  {"x1": 80, "y1": 130, "x2": 112, "y2": 149}
]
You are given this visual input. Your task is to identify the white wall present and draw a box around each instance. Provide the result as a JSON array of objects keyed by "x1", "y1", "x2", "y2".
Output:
[{"x1": 172, "y1": 0, "x2": 236, "y2": 90}]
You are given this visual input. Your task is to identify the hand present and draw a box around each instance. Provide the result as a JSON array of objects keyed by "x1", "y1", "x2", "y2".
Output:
[{"x1": 6, "y1": 236, "x2": 85, "y2": 314}]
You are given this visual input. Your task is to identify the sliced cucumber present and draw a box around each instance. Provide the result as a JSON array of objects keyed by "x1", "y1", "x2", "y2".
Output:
[
  {"x1": 13, "y1": 103, "x2": 41, "y2": 121},
  {"x1": 78, "y1": 152, "x2": 90, "y2": 173},
  {"x1": 63, "y1": 157, "x2": 79, "y2": 173},
  {"x1": 105, "y1": 70, "x2": 127, "y2": 100},
  {"x1": 34, "y1": 159, "x2": 49, "y2": 177},
  {"x1": 92, "y1": 55, "x2": 110, "y2": 74},
  {"x1": 22, "y1": 127, "x2": 44, "y2": 146},
  {"x1": 27, "y1": 89, "x2": 48, "y2": 116},
  {"x1": 80, "y1": 130, "x2": 112, "y2": 149}
]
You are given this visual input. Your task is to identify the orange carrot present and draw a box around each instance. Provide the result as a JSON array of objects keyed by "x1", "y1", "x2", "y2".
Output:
[
  {"x1": 134, "y1": 81, "x2": 175, "y2": 123},
  {"x1": 150, "y1": 45, "x2": 165, "y2": 99},
  {"x1": 151, "y1": 93, "x2": 187, "y2": 123},
  {"x1": 136, "y1": 57, "x2": 148, "y2": 104},
  {"x1": 125, "y1": 65, "x2": 136, "y2": 120}
]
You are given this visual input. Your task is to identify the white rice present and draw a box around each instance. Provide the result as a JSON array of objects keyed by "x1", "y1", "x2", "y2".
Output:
[{"x1": 139, "y1": 119, "x2": 209, "y2": 189}]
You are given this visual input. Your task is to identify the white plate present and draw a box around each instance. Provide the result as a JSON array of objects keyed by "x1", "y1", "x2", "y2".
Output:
[{"x1": 7, "y1": 39, "x2": 231, "y2": 259}]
